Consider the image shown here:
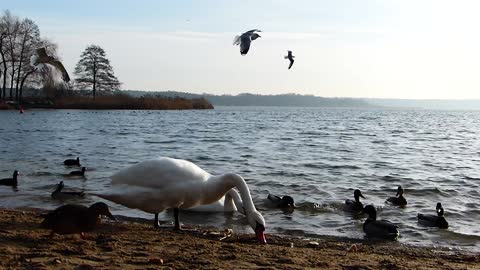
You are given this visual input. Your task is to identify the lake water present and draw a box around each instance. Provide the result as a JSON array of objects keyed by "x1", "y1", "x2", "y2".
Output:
[{"x1": 1, "y1": 107, "x2": 479, "y2": 252}]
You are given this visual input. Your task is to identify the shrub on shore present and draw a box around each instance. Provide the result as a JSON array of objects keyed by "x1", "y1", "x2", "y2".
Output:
[{"x1": 8, "y1": 94, "x2": 214, "y2": 110}]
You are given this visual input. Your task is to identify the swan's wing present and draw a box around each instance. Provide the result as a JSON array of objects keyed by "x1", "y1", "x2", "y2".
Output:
[
  {"x1": 50, "y1": 60, "x2": 70, "y2": 82},
  {"x1": 233, "y1": 35, "x2": 241, "y2": 45},
  {"x1": 239, "y1": 35, "x2": 251, "y2": 55},
  {"x1": 36, "y1": 48, "x2": 48, "y2": 57},
  {"x1": 288, "y1": 58, "x2": 294, "y2": 69},
  {"x1": 111, "y1": 157, "x2": 211, "y2": 189}
]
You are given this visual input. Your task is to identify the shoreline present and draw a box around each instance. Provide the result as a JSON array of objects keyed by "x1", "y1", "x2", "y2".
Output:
[{"x1": 0, "y1": 208, "x2": 478, "y2": 269}]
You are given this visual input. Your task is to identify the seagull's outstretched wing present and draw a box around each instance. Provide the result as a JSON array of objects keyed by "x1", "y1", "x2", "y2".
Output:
[
  {"x1": 250, "y1": 33, "x2": 261, "y2": 41},
  {"x1": 239, "y1": 35, "x2": 252, "y2": 55},
  {"x1": 233, "y1": 35, "x2": 241, "y2": 45},
  {"x1": 50, "y1": 60, "x2": 70, "y2": 82},
  {"x1": 245, "y1": 29, "x2": 261, "y2": 34},
  {"x1": 288, "y1": 58, "x2": 294, "y2": 69}
]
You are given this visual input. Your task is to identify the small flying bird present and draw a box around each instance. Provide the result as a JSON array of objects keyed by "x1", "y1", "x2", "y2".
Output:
[
  {"x1": 31, "y1": 48, "x2": 70, "y2": 82},
  {"x1": 233, "y1": 29, "x2": 262, "y2": 55},
  {"x1": 284, "y1": 50, "x2": 295, "y2": 69}
]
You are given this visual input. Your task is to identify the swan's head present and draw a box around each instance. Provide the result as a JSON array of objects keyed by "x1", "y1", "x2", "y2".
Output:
[{"x1": 247, "y1": 210, "x2": 266, "y2": 244}]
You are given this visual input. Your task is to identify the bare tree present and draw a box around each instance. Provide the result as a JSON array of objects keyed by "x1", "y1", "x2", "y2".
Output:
[
  {"x1": 1, "y1": 11, "x2": 21, "y2": 99},
  {"x1": 14, "y1": 18, "x2": 40, "y2": 100},
  {"x1": 0, "y1": 11, "x2": 64, "y2": 102},
  {"x1": 74, "y1": 45, "x2": 120, "y2": 99}
]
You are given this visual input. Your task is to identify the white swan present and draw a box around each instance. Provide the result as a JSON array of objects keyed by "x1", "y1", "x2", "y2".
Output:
[{"x1": 95, "y1": 157, "x2": 266, "y2": 243}]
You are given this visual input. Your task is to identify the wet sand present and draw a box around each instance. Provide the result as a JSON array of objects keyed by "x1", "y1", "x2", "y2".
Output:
[{"x1": 0, "y1": 208, "x2": 478, "y2": 270}]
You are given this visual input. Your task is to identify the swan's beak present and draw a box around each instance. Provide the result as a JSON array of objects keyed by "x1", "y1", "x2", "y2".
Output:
[{"x1": 255, "y1": 223, "x2": 267, "y2": 244}]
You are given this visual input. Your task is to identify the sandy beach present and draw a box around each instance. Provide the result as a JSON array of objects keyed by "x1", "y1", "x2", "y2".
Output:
[{"x1": 0, "y1": 208, "x2": 478, "y2": 270}]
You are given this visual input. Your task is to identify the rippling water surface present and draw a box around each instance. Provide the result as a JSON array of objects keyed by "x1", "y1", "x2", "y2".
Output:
[{"x1": 1, "y1": 107, "x2": 479, "y2": 251}]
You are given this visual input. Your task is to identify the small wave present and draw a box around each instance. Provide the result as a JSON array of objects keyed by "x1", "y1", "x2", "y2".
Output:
[
  {"x1": 200, "y1": 138, "x2": 229, "y2": 143},
  {"x1": 195, "y1": 156, "x2": 212, "y2": 161},
  {"x1": 264, "y1": 171, "x2": 308, "y2": 178}
]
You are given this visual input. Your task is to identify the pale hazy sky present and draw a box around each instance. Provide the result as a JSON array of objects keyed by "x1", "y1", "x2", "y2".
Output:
[{"x1": 2, "y1": 0, "x2": 480, "y2": 99}]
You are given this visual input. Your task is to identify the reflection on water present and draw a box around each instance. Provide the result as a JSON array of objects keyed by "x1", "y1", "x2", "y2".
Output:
[{"x1": 0, "y1": 107, "x2": 480, "y2": 251}]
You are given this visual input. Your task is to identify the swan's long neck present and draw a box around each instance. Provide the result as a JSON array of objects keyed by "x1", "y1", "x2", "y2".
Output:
[
  {"x1": 225, "y1": 189, "x2": 245, "y2": 214},
  {"x1": 207, "y1": 173, "x2": 256, "y2": 213}
]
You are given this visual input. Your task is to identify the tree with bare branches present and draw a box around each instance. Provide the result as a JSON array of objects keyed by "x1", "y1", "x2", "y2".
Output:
[{"x1": 74, "y1": 45, "x2": 120, "y2": 99}]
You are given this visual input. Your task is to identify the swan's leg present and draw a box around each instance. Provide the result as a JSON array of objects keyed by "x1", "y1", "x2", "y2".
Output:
[
  {"x1": 154, "y1": 213, "x2": 160, "y2": 228},
  {"x1": 173, "y1": 208, "x2": 181, "y2": 231}
]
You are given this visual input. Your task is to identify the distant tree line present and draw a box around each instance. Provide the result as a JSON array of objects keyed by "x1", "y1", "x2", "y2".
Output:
[{"x1": 122, "y1": 91, "x2": 374, "y2": 108}]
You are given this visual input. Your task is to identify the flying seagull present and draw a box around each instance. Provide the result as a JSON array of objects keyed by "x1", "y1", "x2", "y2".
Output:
[
  {"x1": 233, "y1": 29, "x2": 262, "y2": 55},
  {"x1": 31, "y1": 48, "x2": 70, "y2": 82},
  {"x1": 284, "y1": 50, "x2": 295, "y2": 69}
]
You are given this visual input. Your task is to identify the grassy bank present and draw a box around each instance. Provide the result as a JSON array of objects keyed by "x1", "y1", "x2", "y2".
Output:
[{"x1": 0, "y1": 95, "x2": 214, "y2": 110}]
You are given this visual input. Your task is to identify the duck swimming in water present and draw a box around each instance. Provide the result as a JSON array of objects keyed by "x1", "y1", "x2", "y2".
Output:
[
  {"x1": 69, "y1": 167, "x2": 86, "y2": 176},
  {"x1": 363, "y1": 205, "x2": 399, "y2": 240},
  {"x1": 51, "y1": 181, "x2": 85, "y2": 200},
  {"x1": 64, "y1": 157, "x2": 80, "y2": 166},
  {"x1": 266, "y1": 194, "x2": 295, "y2": 209},
  {"x1": 345, "y1": 189, "x2": 365, "y2": 213},
  {"x1": 386, "y1": 186, "x2": 407, "y2": 206},
  {"x1": 41, "y1": 202, "x2": 115, "y2": 237},
  {"x1": 417, "y1": 203, "x2": 449, "y2": 228},
  {"x1": 0, "y1": 170, "x2": 19, "y2": 187}
]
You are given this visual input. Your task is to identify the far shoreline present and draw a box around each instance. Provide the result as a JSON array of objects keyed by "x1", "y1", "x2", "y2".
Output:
[{"x1": 0, "y1": 95, "x2": 214, "y2": 111}]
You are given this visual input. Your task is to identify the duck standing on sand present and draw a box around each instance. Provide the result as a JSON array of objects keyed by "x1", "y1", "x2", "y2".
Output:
[
  {"x1": 0, "y1": 170, "x2": 19, "y2": 187},
  {"x1": 418, "y1": 203, "x2": 449, "y2": 228},
  {"x1": 95, "y1": 157, "x2": 267, "y2": 244},
  {"x1": 386, "y1": 186, "x2": 407, "y2": 206},
  {"x1": 345, "y1": 189, "x2": 365, "y2": 213},
  {"x1": 69, "y1": 167, "x2": 86, "y2": 176},
  {"x1": 64, "y1": 157, "x2": 80, "y2": 166},
  {"x1": 363, "y1": 205, "x2": 399, "y2": 240},
  {"x1": 41, "y1": 202, "x2": 115, "y2": 238},
  {"x1": 267, "y1": 194, "x2": 296, "y2": 209},
  {"x1": 51, "y1": 181, "x2": 85, "y2": 200}
]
